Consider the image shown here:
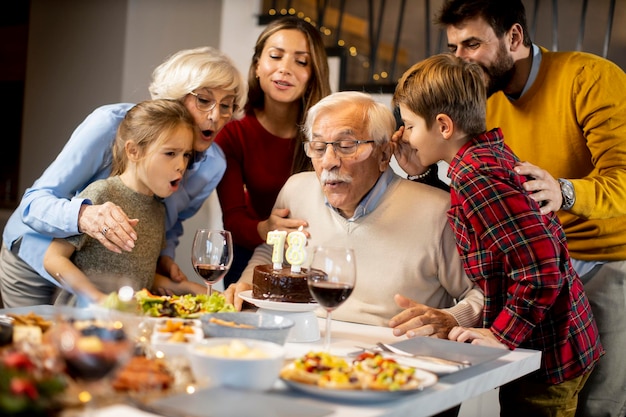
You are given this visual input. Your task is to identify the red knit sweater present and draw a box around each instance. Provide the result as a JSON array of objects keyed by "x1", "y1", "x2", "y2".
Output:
[{"x1": 215, "y1": 113, "x2": 295, "y2": 250}]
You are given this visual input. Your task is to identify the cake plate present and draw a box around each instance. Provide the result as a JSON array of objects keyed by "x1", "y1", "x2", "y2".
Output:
[{"x1": 238, "y1": 290, "x2": 320, "y2": 343}]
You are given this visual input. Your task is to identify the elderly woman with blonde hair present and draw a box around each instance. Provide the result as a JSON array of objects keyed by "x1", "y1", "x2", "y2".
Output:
[{"x1": 0, "y1": 46, "x2": 246, "y2": 308}]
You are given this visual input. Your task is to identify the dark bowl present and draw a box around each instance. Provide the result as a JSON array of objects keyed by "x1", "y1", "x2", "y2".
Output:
[{"x1": 0, "y1": 319, "x2": 14, "y2": 346}]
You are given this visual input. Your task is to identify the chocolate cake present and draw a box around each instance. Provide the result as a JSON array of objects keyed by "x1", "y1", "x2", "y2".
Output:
[{"x1": 252, "y1": 264, "x2": 325, "y2": 303}]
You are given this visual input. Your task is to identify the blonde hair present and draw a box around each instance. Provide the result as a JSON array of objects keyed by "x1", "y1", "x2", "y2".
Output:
[
  {"x1": 303, "y1": 91, "x2": 396, "y2": 145},
  {"x1": 392, "y1": 53, "x2": 486, "y2": 136},
  {"x1": 111, "y1": 100, "x2": 195, "y2": 176},
  {"x1": 149, "y1": 46, "x2": 247, "y2": 119}
]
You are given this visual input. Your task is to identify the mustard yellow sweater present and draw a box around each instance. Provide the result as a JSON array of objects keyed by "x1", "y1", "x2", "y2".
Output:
[{"x1": 487, "y1": 47, "x2": 626, "y2": 260}]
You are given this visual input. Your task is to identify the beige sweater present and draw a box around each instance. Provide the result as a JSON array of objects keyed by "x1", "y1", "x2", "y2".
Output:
[{"x1": 241, "y1": 171, "x2": 483, "y2": 327}]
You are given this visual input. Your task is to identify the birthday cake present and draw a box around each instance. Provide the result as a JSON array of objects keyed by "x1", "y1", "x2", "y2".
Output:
[{"x1": 252, "y1": 264, "x2": 324, "y2": 303}]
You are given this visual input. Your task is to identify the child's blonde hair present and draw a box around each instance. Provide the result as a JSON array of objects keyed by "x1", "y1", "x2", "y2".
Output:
[
  {"x1": 393, "y1": 53, "x2": 487, "y2": 137},
  {"x1": 111, "y1": 99, "x2": 194, "y2": 176}
]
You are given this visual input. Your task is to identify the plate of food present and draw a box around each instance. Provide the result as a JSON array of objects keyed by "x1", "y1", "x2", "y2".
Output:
[
  {"x1": 239, "y1": 290, "x2": 319, "y2": 313},
  {"x1": 279, "y1": 351, "x2": 437, "y2": 401}
]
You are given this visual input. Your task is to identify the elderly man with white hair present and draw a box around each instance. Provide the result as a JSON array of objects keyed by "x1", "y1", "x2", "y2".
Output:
[{"x1": 225, "y1": 91, "x2": 483, "y2": 340}]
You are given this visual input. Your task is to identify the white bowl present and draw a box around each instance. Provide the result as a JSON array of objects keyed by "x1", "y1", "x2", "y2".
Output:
[
  {"x1": 150, "y1": 320, "x2": 204, "y2": 358},
  {"x1": 187, "y1": 337, "x2": 286, "y2": 391}
]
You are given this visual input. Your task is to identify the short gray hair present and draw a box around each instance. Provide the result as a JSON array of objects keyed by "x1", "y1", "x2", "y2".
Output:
[{"x1": 302, "y1": 91, "x2": 395, "y2": 145}]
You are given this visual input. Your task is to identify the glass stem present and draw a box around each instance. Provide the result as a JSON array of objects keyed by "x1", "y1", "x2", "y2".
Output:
[
  {"x1": 207, "y1": 284, "x2": 213, "y2": 296},
  {"x1": 324, "y1": 310, "x2": 332, "y2": 351}
]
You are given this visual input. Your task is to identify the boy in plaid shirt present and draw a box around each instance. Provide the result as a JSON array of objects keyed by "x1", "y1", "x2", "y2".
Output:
[{"x1": 392, "y1": 53, "x2": 603, "y2": 416}]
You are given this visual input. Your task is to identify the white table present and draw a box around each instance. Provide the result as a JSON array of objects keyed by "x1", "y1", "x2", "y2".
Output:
[
  {"x1": 132, "y1": 318, "x2": 541, "y2": 417},
  {"x1": 1, "y1": 306, "x2": 540, "y2": 417}
]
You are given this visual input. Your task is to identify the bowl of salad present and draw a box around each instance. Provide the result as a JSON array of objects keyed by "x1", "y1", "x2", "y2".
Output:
[{"x1": 134, "y1": 289, "x2": 235, "y2": 319}]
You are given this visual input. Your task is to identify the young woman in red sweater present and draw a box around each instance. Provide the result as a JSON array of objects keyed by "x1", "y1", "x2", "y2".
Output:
[{"x1": 215, "y1": 16, "x2": 331, "y2": 286}]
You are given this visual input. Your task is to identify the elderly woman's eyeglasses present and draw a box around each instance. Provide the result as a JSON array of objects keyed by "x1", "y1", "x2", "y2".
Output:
[
  {"x1": 303, "y1": 140, "x2": 376, "y2": 159},
  {"x1": 189, "y1": 91, "x2": 236, "y2": 117}
]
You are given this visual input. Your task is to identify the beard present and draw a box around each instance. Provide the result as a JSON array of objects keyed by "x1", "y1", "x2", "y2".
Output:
[{"x1": 482, "y1": 41, "x2": 516, "y2": 97}]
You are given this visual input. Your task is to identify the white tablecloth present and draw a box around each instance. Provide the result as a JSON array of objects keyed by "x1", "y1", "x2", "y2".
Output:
[{"x1": 97, "y1": 318, "x2": 541, "y2": 417}]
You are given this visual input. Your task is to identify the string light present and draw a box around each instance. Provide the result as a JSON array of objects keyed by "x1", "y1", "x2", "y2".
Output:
[{"x1": 265, "y1": 6, "x2": 391, "y2": 84}]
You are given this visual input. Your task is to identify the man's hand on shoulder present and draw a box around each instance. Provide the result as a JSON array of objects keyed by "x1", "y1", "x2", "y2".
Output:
[{"x1": 514, "y1": 161, "x2": 563, "y2": 214}]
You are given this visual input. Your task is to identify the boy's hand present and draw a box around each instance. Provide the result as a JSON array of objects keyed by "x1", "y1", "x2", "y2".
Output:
[
  {"x1": 448, "y1": 326, "x2": 509, "y2": 349},
  {"x1": 390, "y1": 126, "x2": 430, "y2": 177}
]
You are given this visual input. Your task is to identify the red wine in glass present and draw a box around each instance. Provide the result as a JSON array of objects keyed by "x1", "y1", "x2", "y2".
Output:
[
  {"x1": 54, "y1": 318, "x2": 134, "y2": 409},
  {"x1": 193, "y1": 264, "x2": 228, "y2": 284},
  {"x1": 308, "y1": 281, "x2": 354, "y2": 309},
  {"x1": 63, "y1": 344, "x2": 122, "y2": 381},
  {"x1": 308, "y1": 247, "x2": 356, "y2": 351},
  {"x1": 191, "y1": 229, "x2": 233, "y2": 295},
  {"x1": 61, "y1": 324, "x2": 130, "y2": 381}
]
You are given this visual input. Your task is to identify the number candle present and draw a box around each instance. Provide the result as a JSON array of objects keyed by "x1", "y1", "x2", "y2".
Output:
[
  {"x1": 286, "y1": 226, "x2": 307, "y2": 273},
  {"x1": 266, "y1": 230, "x2": 287, "y2": 270}
]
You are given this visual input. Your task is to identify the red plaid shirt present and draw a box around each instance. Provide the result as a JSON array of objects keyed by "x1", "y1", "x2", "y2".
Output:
[{"x1": 447, "y1": 128, "x2": 603, "y2": 384}]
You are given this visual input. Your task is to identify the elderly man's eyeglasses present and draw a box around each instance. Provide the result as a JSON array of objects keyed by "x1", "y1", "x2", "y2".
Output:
[
  {"x1": 303, "y1": 140, "x2": 376, "y2": 159},
  {"x1": 189, "y1": 91, "x2": 236, "y2": 117}
]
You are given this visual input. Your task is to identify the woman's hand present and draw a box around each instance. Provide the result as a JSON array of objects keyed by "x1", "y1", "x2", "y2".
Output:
[
  {"x1": 389, "y1": 294, "x2": 458, "y2": 339},
  {"x1": 448, "y1": 326, "x2": 509, "y2": 349},
  {"x1": 78, "y1": 202, "x2": 138, "y2": 253},
  {"x1": 257, "y1": 208, "x2": 309, "y2": 241},
  {"x1": 390, "y1": 126, "x2": 429, "y2": 177}
]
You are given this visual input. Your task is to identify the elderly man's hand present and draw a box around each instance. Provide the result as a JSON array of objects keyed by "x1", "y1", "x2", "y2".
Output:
[
  {"x1": 388, "y1": 294, "x2": 458, "y2": 339},
  {"x1": 223, "y1": 282, "x2": 253, "y2": 311}
]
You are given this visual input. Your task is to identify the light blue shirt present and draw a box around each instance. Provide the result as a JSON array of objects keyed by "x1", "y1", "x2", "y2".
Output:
[
  {"x1": 520, "y1": 44, "x2": 542, "y2": 98},
  {"x1": 3, "y1": 103, "x2": 226, "y2": 284}
]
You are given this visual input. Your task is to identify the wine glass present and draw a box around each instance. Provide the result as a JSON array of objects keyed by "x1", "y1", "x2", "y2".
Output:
[
  {"x1": 308, "y1": 246, "x2": 356, "y2": 351},
  {"x1": 191, "y1": 229, "x2": 233, "y2": 295},
  {"x1": 52, "y1": 309, "x2": 135, "y2": 413}
]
